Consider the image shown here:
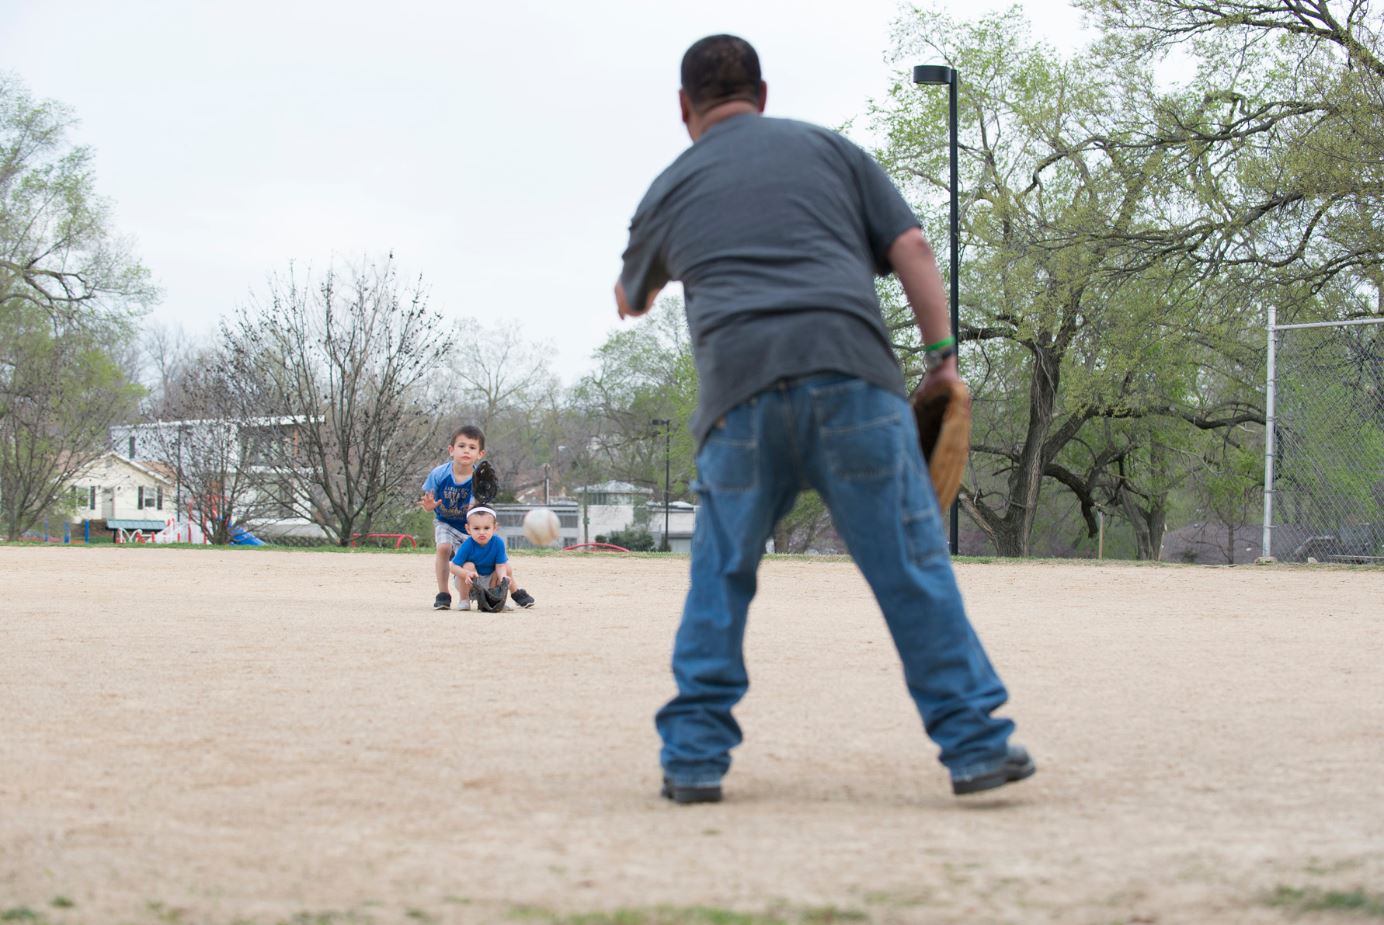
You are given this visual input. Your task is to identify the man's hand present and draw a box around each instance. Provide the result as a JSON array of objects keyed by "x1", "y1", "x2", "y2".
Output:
[
  {"x1": 910, "y1": 367, "x2": 972, "y2": 510},
  {"x1": 917, "y1": 352, "x2": 967, "y2": 404},
  {"x1": 615, "y1": 279, "x2": 662, "y2": 320}
]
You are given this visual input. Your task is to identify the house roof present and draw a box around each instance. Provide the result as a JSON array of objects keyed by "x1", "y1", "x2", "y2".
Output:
[
  {"x1": 115, "y1": 414, "x2": 317, "y2": 429},
  {"x1": 141, "y1": 460, "x2": 176, "y2": 481},
  {"x1": 78, "y1": 451, "x2": 176, "y2": 486}
]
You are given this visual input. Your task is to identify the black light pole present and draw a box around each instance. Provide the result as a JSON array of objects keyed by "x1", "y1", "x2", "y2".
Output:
[
  {"x1": 651, "y1": 418, "x2": 671, "y2": 551},
  {"x1": 913, "y1": 63, "x2": 961, "y2": 556}
]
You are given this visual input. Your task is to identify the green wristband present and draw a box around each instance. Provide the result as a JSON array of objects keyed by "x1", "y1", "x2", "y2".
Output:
[{"x1": 924, "y1": 335, "x2": 956, "y2": 353}]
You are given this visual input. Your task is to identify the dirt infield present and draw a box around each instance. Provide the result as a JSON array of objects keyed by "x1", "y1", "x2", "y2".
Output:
[{"x1": 1, "y1": 546, "x2": 1381, "y2": 925}]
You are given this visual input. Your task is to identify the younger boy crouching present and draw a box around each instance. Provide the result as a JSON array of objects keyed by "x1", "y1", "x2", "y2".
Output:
[{"x1": 448, "y1": 506, "x2": 537, "y2": 611}]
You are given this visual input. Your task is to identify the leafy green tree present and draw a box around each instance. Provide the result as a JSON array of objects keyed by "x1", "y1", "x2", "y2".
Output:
[
  {"x1": 0, "y1": 307, "x2": 142, "y2": 537},
  {"x1": 0, "y1": 76, "x2": 151, "y2": 537},
  {"x1": 570, "y1": 297, "x2": 698, "y2": 502},
  {"x1": 0, "y1": 74, "x2": 154, "y2": 327},
  {"x1": 1076, "y1": 0, "x2": 1384, "y2": 310},
  {"x1": 872, "y1": 8, "x2": 1263, "y2": 556}
]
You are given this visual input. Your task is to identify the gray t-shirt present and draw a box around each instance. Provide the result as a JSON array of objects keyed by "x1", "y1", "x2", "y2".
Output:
[{"x1": 620, "y1": 113, "x2": 919, "y2": 445}]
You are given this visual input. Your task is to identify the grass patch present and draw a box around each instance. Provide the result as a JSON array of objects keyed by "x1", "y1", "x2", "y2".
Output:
[
  {"x1": 1, "y1": 910, "x2": 42, "y2": 923},
  {"x1": 1269, "y1": 886, "x2": 1384, "y2": 917},
  {"x1": 47, "y1": 899, "x2": 73, "y2": 910}
]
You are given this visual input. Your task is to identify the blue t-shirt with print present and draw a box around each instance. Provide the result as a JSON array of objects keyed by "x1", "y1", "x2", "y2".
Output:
[
  {"x1": 451, "y1": 535, "x2": 508, "y2": 576},
  {"x1": 422, "y1": 462, "x2": 474, "y2": 531}
]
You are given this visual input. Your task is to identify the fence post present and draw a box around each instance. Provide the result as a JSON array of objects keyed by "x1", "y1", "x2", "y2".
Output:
[{"x1": 1261, "y1": 303, "x2": 1278, "y2": 561}]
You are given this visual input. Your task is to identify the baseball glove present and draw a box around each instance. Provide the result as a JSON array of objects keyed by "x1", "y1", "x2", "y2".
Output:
[
  {"x1": 471, "y1": 459, "x2": 499, "y2": 506},
  {"x1": 911, "y1": 379, "x2": 972, "y2": 510},
  {"x1": 472, "y1": 576, "x2": 510, "y2": 614}
]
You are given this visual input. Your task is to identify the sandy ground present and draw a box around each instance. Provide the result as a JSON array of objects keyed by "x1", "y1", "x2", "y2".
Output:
[{"x1": 1, "y1": 546, "x2": 1382, "y2": 925}]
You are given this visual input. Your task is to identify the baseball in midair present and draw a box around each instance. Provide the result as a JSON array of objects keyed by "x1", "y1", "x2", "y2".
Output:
[{"x1": 522, "y1": 507, "x2": 561, "y2": 546}]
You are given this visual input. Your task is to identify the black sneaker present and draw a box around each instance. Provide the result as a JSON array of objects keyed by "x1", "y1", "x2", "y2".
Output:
[
  {"x1": 511, "y1": 588, "x2": 536, "y2": 609},
  {"x1": 951, "y1": 744, "x2": 1036, "y2": 796},
  {"x1": 432, "y1": 592, "x2": 452, "y2": 610},
  {"x1": 661, "y1": 777, "x2": 723, "y2": 805}
]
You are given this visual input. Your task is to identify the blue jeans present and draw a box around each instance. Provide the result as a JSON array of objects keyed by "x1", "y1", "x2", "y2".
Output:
[{"x1": 656, "y1": 374, "x2": 1014, "y2": 786}]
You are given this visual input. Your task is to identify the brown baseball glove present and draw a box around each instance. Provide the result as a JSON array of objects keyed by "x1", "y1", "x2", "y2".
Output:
[
  {"x1": 471, "y1": 459, "x2": 499, "y2": 506},
  {"x1": 911, "y1": 379, "x2": 972, "y2": 509}
]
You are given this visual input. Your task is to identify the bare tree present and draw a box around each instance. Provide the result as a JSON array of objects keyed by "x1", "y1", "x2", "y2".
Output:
[
  {"x1": 441, "y1": 318, "x2": 562, "y2": 494},
  {"x1": 138, "y1": 350, "x2": 278, "y2": 545},
  {"x1": 222, "y1": 256, "x2": 453, "y2": 544},
  {"x1": 140, "y1": 324, "x2": 203, "y2": 419}
]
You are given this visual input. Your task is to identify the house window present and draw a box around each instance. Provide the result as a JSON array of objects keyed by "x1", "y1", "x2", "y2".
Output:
[
  {"x1": 156, "y1": 487, "x2": 163, "y2": 509},
  {"x1": 138, "y1": 486, "x2": 144, "y2": 508},
  {"x1": 128, "y1": 436, "x2": 136, "y2": 457},
  {"x1": 90, "y1": 486, "x2": 97, "y2": 510},
  {"x1": 138, "y1": 486, "x2": 159, "y2": 509}
]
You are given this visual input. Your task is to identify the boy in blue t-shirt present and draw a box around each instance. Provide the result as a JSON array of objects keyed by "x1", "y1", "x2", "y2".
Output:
[
  {"x1": 420, "y1": 425, "x2": 485, "y2": 609},
  {"x1": 448, "y1": 506, "x2": 536, "y2": 611}
]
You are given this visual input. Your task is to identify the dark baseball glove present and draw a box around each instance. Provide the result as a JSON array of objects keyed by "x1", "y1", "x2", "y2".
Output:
[
  {"x1": 911, "y1": 379, "x2": 971, "y2": 510},
  {"x1": 471, "y1": 459, "x2": 499, "y2": 505},
  {"x1": 472, "y1": 576, "x2": 510, "y2": 613}
]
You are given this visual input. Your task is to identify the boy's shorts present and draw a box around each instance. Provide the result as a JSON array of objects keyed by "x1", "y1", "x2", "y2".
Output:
[{"x1": 434, "y1": 521, "x2": 468, "y2": 549}]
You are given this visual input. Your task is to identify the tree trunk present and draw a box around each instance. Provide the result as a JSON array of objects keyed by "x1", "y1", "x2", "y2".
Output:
[{"x1": 968, "y1": 345, "x2": 1065, "y2": 556}]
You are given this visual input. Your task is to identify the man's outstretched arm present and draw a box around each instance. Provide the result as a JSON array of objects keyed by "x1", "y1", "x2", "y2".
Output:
[{"x1": 615, "y1": 279, "x2": 663, "y2": 320}]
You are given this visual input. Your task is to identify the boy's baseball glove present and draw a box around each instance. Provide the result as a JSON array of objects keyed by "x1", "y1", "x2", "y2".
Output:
[
  {"x1": 473, "y1": 576, "x2": 510, "y2": 614},
  {"x1": 471, "y1": 460, "x2": 499, "y2": 506},
  {"x1": 911, "y1": 379, "x2": 971, "y2": 510}
]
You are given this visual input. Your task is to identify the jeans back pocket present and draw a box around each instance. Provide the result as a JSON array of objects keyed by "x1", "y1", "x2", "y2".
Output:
[{"x1": 813, "y1": 379, "x2": 904, "y2": 483}]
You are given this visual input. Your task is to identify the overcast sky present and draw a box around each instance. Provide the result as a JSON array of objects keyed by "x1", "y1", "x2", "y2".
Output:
[{"x1": 1, "y1": 1, "x2": 1091, "y2": 382}]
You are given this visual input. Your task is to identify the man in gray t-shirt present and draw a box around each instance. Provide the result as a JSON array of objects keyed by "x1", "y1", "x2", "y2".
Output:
[{"x1": 618, "y1": 34, "x2": 1033, "y2": 803}]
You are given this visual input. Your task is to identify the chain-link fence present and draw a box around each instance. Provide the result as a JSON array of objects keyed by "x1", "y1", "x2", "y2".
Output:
[{"x1": 1265, "y1": 315, "x2": 1384, "y2": 562}]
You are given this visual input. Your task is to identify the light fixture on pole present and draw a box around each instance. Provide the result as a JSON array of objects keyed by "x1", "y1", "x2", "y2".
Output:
[
  {"x1": 913, "y1": 63, "x2": 961, "y2": 557},
  {"x1": 650, "y1": 418, "x2": 672, "y2": 552}
]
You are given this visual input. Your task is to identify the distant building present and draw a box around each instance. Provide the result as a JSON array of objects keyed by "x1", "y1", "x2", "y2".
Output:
[
  {"x1": 574, "y1": 480, "x2": 655, "y2": 543},
  {"x1": 647, "y1": 499, "x2": 697, "y2": 553},
  {"x1": 66, "y1": 452, "x2": 176, "y2": 539},
  {"x1": 492, "y1": 500, "x2": 582, "y2": 550},
  {"x1": 499, "y1": 481, "x2": 699, "y2": 550},
  {"x1": 110, "y1": 418, "x2": 328, "y2": 541}
]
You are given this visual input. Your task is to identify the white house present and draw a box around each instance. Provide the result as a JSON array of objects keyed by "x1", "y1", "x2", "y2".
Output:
[
  {"x1": 67, "y1": 452, "x2": 176, "y2": 538},
  {"x1": 110, "y1": 418, "x2": 328, "y2": 540}
]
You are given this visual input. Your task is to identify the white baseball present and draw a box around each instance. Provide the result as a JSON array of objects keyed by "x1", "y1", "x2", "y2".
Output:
[{"x1": 522, "y1": 507, "x2": 561, "y2": 546}]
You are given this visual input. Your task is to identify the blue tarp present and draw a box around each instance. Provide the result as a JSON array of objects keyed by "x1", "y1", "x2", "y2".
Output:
[{"x1": 231, "y1": 525, "x2": 266, "y2": 546}]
